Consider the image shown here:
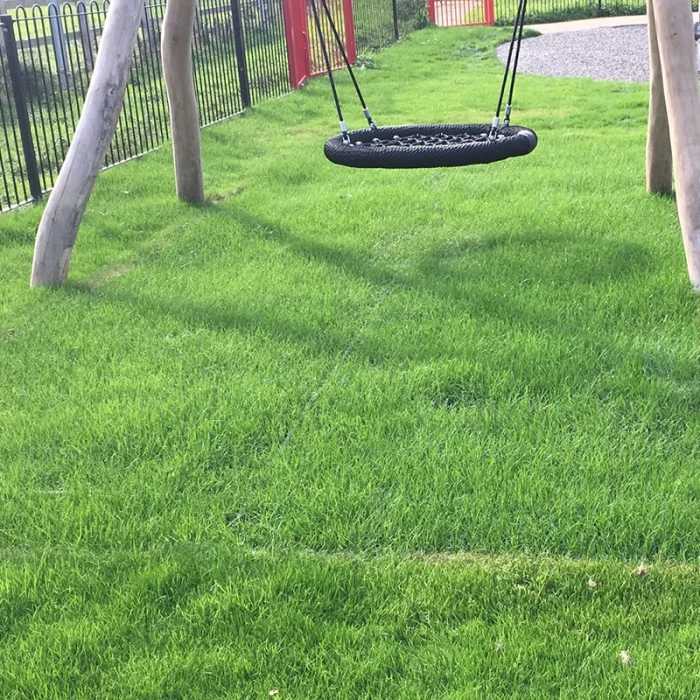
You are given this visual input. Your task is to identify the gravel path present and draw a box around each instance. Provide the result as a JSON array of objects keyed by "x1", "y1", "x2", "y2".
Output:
[{"x1": 496, "y1": 25, "x2": 651, "y2": 82}]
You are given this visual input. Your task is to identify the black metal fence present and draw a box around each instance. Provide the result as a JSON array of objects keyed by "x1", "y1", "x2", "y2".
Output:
[
  {"x1": 353, "y1": 0, "x2": 427, "y2": 52},
  {"x1": 494, "y1": 0, "x2": 647, "y2": 24},
  {"x1": 0, "y1": 0, "x2": 297, "y2": 211}
]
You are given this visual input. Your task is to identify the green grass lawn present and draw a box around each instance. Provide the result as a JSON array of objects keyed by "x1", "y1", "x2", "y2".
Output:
[{"x1": 2, "y1": 25, "x2": 700, "y2": 698}]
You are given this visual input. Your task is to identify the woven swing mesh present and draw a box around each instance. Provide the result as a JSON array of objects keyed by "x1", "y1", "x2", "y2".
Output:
[
  {"x1": 324, "y1": 124, "x2": 538, "y2": 169},
  {"x1": 357, "y1": 130, "x2": 505, "y2": 149}
]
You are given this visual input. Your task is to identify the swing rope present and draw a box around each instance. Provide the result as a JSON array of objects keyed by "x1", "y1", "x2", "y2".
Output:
[
  {"x1": 308, "y1": 0, "x2": 349, "y2": 142},
  {"x1": 504, "y1": 0, "x2": 529, "y2": 125},
  {"x1": 318, "y1": 0, "x2": 376, "y2": 129},
  {"x1": 491, "y1": 0, "x2": 528, "y2": 135}
]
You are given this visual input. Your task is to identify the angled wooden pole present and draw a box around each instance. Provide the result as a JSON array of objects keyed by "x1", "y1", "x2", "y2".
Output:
[
  {"x1": 161, "y1": 0, "x2": 204, "y2": 203},
  {"x1": 653, "y1": 0, "x2": 700, "y2": 289},
  {"x1": 646, "y1": 0, "x2": 673, "y2": 195},
  {"x1": 31, "y1": 0, "x2": 142, "y2": 287}
]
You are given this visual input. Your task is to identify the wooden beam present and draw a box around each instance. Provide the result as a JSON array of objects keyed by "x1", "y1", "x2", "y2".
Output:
[
  {"x1": 653, "y1": 0, "x2": 700, "y2": 289},
  {"x1": 161, "y1": 0, "x2": 204, "y2": 203},
  {"x1": 30, "y1": 0, "x2": 142, "y2": 286},
  {"x1": 646, "y1": 0, "x2": 673, "y2": 195}
]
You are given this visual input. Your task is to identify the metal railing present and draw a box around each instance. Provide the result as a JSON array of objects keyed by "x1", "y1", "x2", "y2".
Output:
[
  {"x1": 428, "y1": 0, "x2": 652, "y2": 26},
  {"x1": 354, "y1": 0, "x2": 427, "y2": 52},
  {"x1": 494, "y1": 0, "x2": 646, "y2": 24},
  {"x1": 0, "y1": 0, "x2": 293, "y2": 211}
]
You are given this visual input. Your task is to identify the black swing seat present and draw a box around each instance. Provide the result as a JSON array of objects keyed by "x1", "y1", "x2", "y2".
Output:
[{"x1": 324, "y1": 123, "x2": 537, "y2": 169}]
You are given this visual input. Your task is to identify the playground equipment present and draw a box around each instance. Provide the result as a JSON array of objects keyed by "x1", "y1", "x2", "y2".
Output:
[
  {"x1": 314, "y1": 0, "x2": 537, "y2": 168},
  {"x1": 647, "y1": 0, "x2": 700, "y2": 289}
]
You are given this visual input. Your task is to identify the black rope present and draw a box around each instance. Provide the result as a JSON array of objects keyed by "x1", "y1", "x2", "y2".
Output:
[
  {"x1": 311, "y1": 0, "x2": 533, "y2": 154},
  {"x1": 491, "y1": 0, "x2": 527, "y2": 136},
  {"x1": 308, "y1": 0, "x2": 349, "y2": 143},
  {"x1": 319, "y1": 0, "x2": 376, "y2": 128},
  {"x1": 504, "y1": 0, "x2": 528, "y2": 125}
]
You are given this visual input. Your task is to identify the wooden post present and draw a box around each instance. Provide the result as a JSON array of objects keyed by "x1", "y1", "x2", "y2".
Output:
[
  {"x1": 646, "y1": 0, "x2": 672, "y2": 195},
  {"x1": 653, "y1": 0, "x2": 700, "y2": 289},
  {"x1": 161, "y1": 0, "x2": 205, "y2": 203},
  {"x1": 31, "y1": 0, "x2": 143, "y2": 287}
]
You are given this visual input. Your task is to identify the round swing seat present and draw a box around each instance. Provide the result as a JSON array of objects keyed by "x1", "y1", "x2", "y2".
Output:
[{"x1": 324, "y1": 123, "x2": 538, "y2": 169}]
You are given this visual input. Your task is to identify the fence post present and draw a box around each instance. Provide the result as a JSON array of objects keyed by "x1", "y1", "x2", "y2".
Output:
[
  {"x1": 0, "y1": 0, "x2": 5, "y2": 51},
  {"x1": 391, "y1": 0, "x2": 399, "y2": 41},
  {"x1": 281, "y1": 0, "x2": 310, "y2": 88},
  {"x1": 341, "y1": 0, "x2": 356, "y2": 63},
  {"x1": 0, "y1": 15, "x2": 41, "y2": 202},
  {"x1": 427, "y1": 0, "x2": 436, "y2": 24},
  {"x1": 484, "y1": 0, "x2": 495, "y2": 25},
  {"x1": 230, "y1": 0, "x2": 252, "y2": 107},
  {"x1": 195, "y1": 0, "x2": 203, "y2": 33},
  {"x1": 77, "y1": 2, "x2": 95, "y2": 72},
  {"x1": 141, "y1": 3, "x2": 156, "y2": 44},
  {"x1": 47, "y1": 2, "x2": 68, "y2": 90}
]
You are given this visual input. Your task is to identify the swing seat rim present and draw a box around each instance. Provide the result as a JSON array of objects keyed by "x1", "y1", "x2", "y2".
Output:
[{"x1": 324, "y1": 123, "x2": 538, "y2": 169}]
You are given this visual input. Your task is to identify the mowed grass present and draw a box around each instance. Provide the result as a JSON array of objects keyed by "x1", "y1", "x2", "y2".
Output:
[{"x1": 2, "y1": 26, "x2": 700, "y2": 697}]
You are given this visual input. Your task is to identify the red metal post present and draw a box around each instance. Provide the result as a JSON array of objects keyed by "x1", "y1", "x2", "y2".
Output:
[
  {"x1": 282, "y1": 0, "x2": 311, "y2": 88},
  {"x1": 341, "y1": 0, "x2": 357, "y2": 64},
  {"x1": 427, "y1": 0, "x2": 436, "y2": 24},
  {"x1": 483, "y1": 0, "x2": 495, "y2": 25}
]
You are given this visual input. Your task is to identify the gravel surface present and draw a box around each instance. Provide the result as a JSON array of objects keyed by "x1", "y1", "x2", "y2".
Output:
[{"x1": 496, "y1": 25, "x2": 651, "y2": 82}]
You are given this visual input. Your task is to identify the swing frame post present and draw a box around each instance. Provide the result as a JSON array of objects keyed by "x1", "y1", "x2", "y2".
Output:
[
  {"x1": 646, "y1": 0, "x2": 672, "y2": 195},
  {"x1": 648, "y1": 0, "x2": 700, "y2": 289}
]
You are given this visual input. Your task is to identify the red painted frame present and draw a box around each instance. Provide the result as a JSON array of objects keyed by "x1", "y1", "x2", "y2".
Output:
[
  {"x1": 282, "y1": 0, "x2": 357, "y2": 88},
  {"x1": 427, "y1": 0, "x2": 495, "y2": 26},
  {"x1": 283, "y1": 0, "x2": 496, "y2": 91},
  {"x1": 282, "y1": 0, "x2": 311, "y2": 88},
  {"x1": 484, "y1": 0, "x2": 495, "y2": 25},
  {"x1": 342, "y1": 0, "x2": 357, "y2": 64}
]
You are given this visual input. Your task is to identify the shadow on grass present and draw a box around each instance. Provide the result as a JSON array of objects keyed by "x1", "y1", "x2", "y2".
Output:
[
  {"x1": 419, "y1": 230, "x2": 652, "y2": 287},
  {"x1": 70, "y1": 282, "x2": 359, "y2": 359},
  {"x1": 232, "y1": 209, "x2": 651, "y2": 284},
  {"x1": 69, "y1": 208, "x2": 654, "y2": 364},
  {"x1": 226, "y1": 210, "x2": 653, "y2": 331}
]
